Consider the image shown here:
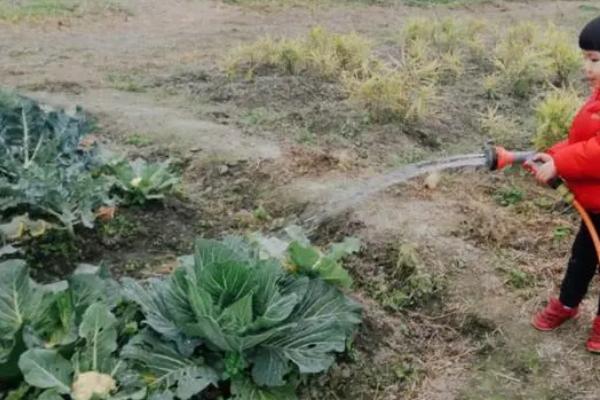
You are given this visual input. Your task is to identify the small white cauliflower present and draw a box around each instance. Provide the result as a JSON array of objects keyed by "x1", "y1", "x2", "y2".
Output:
[
  {"x1": 130, "y1": 177, "x2": 142, "y2": 188},
  {"x1": 71, "y1": 371, "x2": 116, "y2": 400}
]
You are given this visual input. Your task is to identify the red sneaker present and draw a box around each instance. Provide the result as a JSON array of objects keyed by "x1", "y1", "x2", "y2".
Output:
[
  {"x1": 532, "y1": 298, "x2": 579, "y2": 331},
  {"x1": 586, "y1": 316, "x2": 600, "y2": 353}
]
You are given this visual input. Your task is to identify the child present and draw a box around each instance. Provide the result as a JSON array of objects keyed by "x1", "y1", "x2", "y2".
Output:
[{"x1": 531, "y1": 15, "x2": 600, "y2": 353}]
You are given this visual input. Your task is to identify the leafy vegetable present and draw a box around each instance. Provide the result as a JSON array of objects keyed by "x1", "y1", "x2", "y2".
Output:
[
  {"x1": 19, "y1": 302, "x2": 147, "y2": 400},
  {"x1": 19, "y1": 349, "x2": 73, "y2": 394},
  {"x1": 0, "y1": 259, "x2": 120, "y2": 381},
  {"x1": 0, "y1": 232, "x2": 361, "y2": 399},
  {"x1": 230, "y1": 378, "x2": 297, "y2": 400},
  {"x1": 0, "y1": 91, "x2": 92, "y2": 169},
  {"x1": 122, "y1": 329, "x2": 218, "y2": 399},
  {"x1": 0, "y1": 91, "x2": 179, "y2": 241},
  {"x1": 0, "y1": 259, "x2": 46, "y2": 379},
  {"x1": 124, "y1": 236, "x2": 361, "y2": 397},
  {"x1": 106, "y1": 158, "x2": 179, "y2": 205},
  {"x1": 250, "y1": 225, "x2": 361, "y2": 288},
  {"x1": 0, "y1": 91, "x2": 115, "y2": 236},
  {"x1": 0, "y1": 163, "x2": 115, "y2": 235}
]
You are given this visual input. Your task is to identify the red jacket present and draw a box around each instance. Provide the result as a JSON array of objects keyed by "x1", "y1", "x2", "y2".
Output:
[{"x1": 548, "y1": 89, "x2": 600, "y2": 213}]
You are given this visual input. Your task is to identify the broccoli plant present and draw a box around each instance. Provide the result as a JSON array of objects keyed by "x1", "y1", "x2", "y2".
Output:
[{"x1": 0, "y1": 91, "x2": 179, "y2": 240}]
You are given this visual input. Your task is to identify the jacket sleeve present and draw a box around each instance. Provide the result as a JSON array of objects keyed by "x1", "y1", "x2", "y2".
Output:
[
  {"x1": 546, "y1": 139, "x2": 569, "y2": 156},
  {"x1": 551, "y1": 134, "x2": 600, "y2": 180}
]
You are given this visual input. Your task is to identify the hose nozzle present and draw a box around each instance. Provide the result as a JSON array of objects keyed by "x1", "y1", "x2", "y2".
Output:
[{"x1": 484, "y1": 144, "x2": 534, "y2": 171}]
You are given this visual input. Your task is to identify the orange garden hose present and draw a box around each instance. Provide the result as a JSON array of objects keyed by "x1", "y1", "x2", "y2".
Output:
[
  {"x1": 553, "y1": 182, "x2": 600, "y2": 265},
  {"x1": 572, "y1": 199, "x2": 600, "y2": 265}
]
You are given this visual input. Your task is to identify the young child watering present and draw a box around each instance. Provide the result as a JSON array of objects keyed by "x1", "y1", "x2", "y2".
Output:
[{"x1": 531, "y1": 15, "x2": 600, "y2": 352}]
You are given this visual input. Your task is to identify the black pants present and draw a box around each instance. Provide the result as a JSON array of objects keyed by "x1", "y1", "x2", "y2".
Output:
[{"x1": 559, "y1": 213, "x2": 600, "y2": 313}]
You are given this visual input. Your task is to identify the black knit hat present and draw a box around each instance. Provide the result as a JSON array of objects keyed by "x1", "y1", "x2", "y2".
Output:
[{"x1": 580, "y1": 16, "x2": 600, "y2": 51}]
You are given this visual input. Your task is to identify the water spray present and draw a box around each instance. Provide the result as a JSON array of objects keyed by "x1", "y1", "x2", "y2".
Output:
[{"x1": 300, "y1": 142, "x2": 600, "y2": 262}]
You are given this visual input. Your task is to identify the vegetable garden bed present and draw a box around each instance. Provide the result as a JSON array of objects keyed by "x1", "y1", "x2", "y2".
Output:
[{"x1": 0, "y1": 92, "x2": 363, "y2": 400}]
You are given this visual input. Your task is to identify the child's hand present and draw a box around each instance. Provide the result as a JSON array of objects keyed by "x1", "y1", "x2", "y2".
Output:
[{"x1": 529, "y1": 153, "x2": 558, "y2": 183}]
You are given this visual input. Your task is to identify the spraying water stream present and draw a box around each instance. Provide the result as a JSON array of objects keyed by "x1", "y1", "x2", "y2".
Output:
[{"x1": 301, "y1": 153, "x2": 487, "y2": 230}]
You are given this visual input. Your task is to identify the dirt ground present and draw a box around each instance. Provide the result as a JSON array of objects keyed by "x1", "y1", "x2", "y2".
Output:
[{"x1": 3, "y1": 0, "x2": 600, "y2": 398}]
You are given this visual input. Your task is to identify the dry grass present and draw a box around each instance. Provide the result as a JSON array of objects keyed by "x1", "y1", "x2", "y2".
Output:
[
  {"x1": 343, "y1": 64, "x2": 438, "y2": 123},
  {"x1": 226, "y1": 26, "x2": 441, "y2": 124},
  {"x1": 489, "y1": 23, "x2": 552, "y2": 98},
  {"x1": 400, "y1": 17, "x2": 486, "y2": 82},
  {"x1": 533, "y1": 87, "x2": 582, "y2": 151},
  {"x1": 544, "y1": 25, "x2": 582, "y2": 86},
  {"x1": 478, "y1": 105, "x2": 525, "y2": 148},
  {"x1": 339, "y1": 17, "x2": 488, "y2": 124},
  {"x1": 487, "y1": 22, "x2": 581, "y2": 98},
  {"x1": 224, "y1": 27, "x2": 372, "y2": 80},
  {"x1": 339, "y1": 18, "x2": 481, "y2": 124},
  {"x1": 402, "y1": 17, "x2": 485, "y2": 56},
  {"x1": 223, "y1": 20, "x2": 581, "y2": 135}
]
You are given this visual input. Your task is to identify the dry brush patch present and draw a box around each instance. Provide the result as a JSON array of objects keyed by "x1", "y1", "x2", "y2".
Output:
[
  {"x1": 223, "y1": 25, "x2": 445, "y2": 125},
  {"x1": 533, "y1": 86, "x2": 582, "y2": 151},
  {"x1": 478, "y1": 105, "x2": 526, "y2": 149},
  {"x1": 485, "y1": 22, "x2": 581, "y2": 99},
  {"x1": 224, "y1": 27, "x2": 373, "y2": 81}
]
